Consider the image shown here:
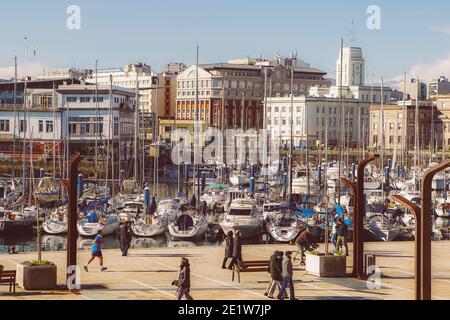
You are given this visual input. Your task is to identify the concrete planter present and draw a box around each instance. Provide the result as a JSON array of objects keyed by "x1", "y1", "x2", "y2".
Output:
[
  {"x1": 16, "y1": 263, "x2": 57, "y2": 290},
  {"x1": 305, "y1": 253, "x2": 346, "y2": 277}
]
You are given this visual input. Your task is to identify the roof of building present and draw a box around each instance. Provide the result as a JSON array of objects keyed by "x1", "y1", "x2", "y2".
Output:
[
  {"x1": 0, "y1": 78, "x2": 82, "y2": 93},
  {"x1": 200, "y1": 63, "x2": 326, "y2": 75}
]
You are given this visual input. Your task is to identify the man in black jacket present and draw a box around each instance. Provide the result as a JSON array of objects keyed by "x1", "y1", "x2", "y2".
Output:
[
  {"x1": 173, "y1": 257, "x2": 193, "y2": 300},
  {"x1": 222, "y1": 231, "x2": 234, "y2": 269},
  {"x1": 336, "y1": 219, "x2": 349, "y2": 256},
  {"x1": 118, "y1": 221, "x2": 132, "y2": 256},
  {"x1": 295, "y1": 226, "x2": 313, "y2": 265},
  {"x1": 265, "y1": 251, "x2": 286, "y2": 299},
  {"x1": 228, "y1": 230, "x2": 242, "y2": 270}
]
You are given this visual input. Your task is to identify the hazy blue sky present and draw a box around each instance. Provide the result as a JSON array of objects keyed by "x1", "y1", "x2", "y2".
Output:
[{"x1": 1, "y1": 0, "x2": 450, "y2": 84}]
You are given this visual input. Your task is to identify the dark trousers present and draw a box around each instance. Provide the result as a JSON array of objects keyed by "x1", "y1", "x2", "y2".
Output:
[
  {"x1": 278, "y1": 276, "x2": 295, "y2": 300},
  {"x1": 298, "y1": 243, "x2": 311, "y2": 264},
  {"x1": 120, "y1": 242, "x2": 130, "y2": 255},
  {"x1": 228, "y1": 257, "x2": 241, "y2": 269},
  {"x1": 222, "y1": 256, "x2": 231, "y2": 268}
]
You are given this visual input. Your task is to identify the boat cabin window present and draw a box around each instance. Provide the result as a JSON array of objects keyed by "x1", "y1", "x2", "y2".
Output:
[{"x1": 229, "y1": 208, "x2": 252, "y2": 216}]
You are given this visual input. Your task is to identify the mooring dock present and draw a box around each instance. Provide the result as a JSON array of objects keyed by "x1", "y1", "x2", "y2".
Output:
[{"x1": 1, "y1": 241, "x2": 450, "y2": 300}]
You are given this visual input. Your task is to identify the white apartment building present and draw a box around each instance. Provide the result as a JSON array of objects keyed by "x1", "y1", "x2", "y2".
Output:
[
  {"x1": 265, "y1": 96, "x2": 369, "y2": 148},
  {"x1": 0, "y1": 84, "x2": 136, "y2": 159},
  {"x1": 90, "y1": 63, "x2": 156, "y2": 113}
]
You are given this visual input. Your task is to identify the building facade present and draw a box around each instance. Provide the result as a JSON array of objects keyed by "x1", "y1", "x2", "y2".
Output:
[
  {"x1": 369, "y1": 101, "x2": 434, "y2": 151},
  {"x1": 0, "y1": 83, "x2": 136, "y2": 161},
  {"x1": 175, "y1": 55, "x2": 331, "y2": 129},
  {"x1": 265, "y1": 96, "x2": 368, "y2": 148},
  {"x1": 429, "y1": 77, "x2": 450, "y2": 100}
]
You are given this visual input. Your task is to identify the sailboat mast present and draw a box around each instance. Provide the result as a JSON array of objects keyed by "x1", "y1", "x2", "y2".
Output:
[
  {"x1": 134, "y1": 71, "x2": 139, "y2": 184},
  {"x1": 95, "y1": 60, "x2": 99, "y2": 184},
  {"x1": 289, "y1": 66, "x2": 294, "y2": 198},
  {"x1": 109, "y1": 75, "x2": 115, "y2": 197},
  {"x1": 337, "y1": 38, "x2": 344, "y2": 204},
  {"x1": 13, "y1": 56, "x2": 17, "y2": 175}
]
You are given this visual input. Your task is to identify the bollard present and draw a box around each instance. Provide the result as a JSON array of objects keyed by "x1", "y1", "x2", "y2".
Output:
[
  {"x1": 39, "y1": 168, "x2": 45, "y2": 179},
  {"x1": 143, "y1": 187, "x2": 150, "y2": 215},
  {"x1": 249, "y1": 176, "x2": 255, "y2": 194},
  {"x1": 77, "y1": 174, "x2": 84, "y2": 197}
]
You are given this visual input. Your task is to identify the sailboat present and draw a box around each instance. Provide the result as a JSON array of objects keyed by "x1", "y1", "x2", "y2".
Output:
[
  {"x1": 42, "y1": 206, "x2": 68, "y2": 235},
  {"x1": 168, "y1": 210, "x2": 208, "y2": 241}
]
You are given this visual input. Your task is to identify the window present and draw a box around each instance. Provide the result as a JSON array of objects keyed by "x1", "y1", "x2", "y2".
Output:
[
  {"x1": 0, "y1": 120, "x2": 9, "y2": 132},
  {"x1": 20, "y1": 120, "x2": 27, "y2": 132},
  {"x1": 80, "y1": 97, "x2": 91, "y2": 103},
  {"x1": 282, "y1": 118, "x2": 287, "y2": 125},
  {"x1": 38, "y1": 120, "x2": 44, "y2": 133},
  {"x1": 46, "y1": 121, "x2": 54, "y2": 133},
  {"x1": 67, "y1": 97, "x2": 77, "y2": 103},
  {"x1": 113, "y1": 117, "x2": 119, "y2": 136},
  {"x1": 93, "y1": 97, "x2": 104, "y2": 103}
]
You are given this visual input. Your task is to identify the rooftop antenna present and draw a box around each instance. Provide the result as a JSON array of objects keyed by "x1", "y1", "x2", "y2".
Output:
[{"x1": 346, "y1": 20, "x2": 355, "y2": 47}]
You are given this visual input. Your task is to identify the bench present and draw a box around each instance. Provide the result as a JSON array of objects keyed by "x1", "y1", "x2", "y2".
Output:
[
  {"x1": 231, "y1": 260, "x2": 270, "y2": 283},
  {"x1": 0, "y1": 267, "x2": 17, "y2": 294}
]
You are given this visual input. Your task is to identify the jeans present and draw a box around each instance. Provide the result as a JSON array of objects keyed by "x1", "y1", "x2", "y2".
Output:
[
  {"x1": 266, "y1": 280, "x2": 287, "y2": 298},
  {"x1": 331, "y1": 233, "x2": 337, "y2": 249},
  {"x1": 336, "y1": 236, "x2": 348, "y2": 256},
  {"x1": 298, "y1": 243, "x2": 311, "y2": 264},
  {"x1": 120, "y1": 242, "x2": 130, "y2": 255},
  {"x1": 228, "y1": 257, "x2": 241, "y2": 269},
  {"x1": 176, "y1": 287, "x2": 193, "y2": 300},
  {"x1": 222, "y1": 257, "x2": 230, "y2": 268},
  {"x1": 278, "y1": 276, "x2": 295, "y2": 300}
]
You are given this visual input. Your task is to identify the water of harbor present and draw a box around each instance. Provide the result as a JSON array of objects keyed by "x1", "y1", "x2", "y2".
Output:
[{"x1": 1, "y1": 183, "x2": 450, "y2": 253}]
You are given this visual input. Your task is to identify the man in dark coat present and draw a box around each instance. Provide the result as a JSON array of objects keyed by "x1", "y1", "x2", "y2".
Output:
[
  {"x1": 336, "y1": 219, "x2": 349, "y2": 256},
  {"x1": 227, "y1": 230, "x2": 242, "y2": 269},
  {"x1": 172, "y1": 257, "x2": 193, "y2": 300},
  {"x1": 222, "y1": 231, "x2": 234, "y2": 269},
  {"x1": 264, "y1": 251, "x2": 286, "y2": 299},
  {"x1": 295, "y1": 226, "x2": 313, "y2": 265},
  {"x1": 119, "y1": 221, "x2": 132, "y2": 256}
]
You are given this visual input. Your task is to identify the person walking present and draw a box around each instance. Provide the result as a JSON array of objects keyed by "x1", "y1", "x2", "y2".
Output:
[
  {"x1": 222, "y1": 231, "x2": 234, "y2": 269},
  {"x1": 277, "y1": 251, "x2": 296, "y2": 300},
  {"x1": 336, "y1": 219, "x2": 349, "y2": 256},
  {"x1": 228, "y1": 230, "x2": 242, "y2": 270},
  {"x1": 119, "y1": 221, "x2": 132, "y2": 256},
  {"x1": 172, "y1": 257, "x2": 193, "y2": 300},
  {"x1": 331, "y1": 215, "x2": 339, "y2": 252},
  {"x1": 295, "y1": 226, "x2": 313, "y2": 265},
  {"x1": 84, "y1": 230, "x2": 107, "y2": 272},
  {"x1": 265, "y1": 251, "x2": 287, "y2": 299}
]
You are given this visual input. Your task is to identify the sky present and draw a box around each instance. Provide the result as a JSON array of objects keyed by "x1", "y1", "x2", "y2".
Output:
[{"x1": 1, "y1": 0, "x2": 450, "y2": 87}]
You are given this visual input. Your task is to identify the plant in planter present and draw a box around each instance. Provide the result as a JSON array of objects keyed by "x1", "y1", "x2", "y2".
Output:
[
  {"x1": 16, "y1": 259, "x2": 57, "y2": 290},
  {"x1": 16, "y1": 177, "x2": 60, "y2": 290}
]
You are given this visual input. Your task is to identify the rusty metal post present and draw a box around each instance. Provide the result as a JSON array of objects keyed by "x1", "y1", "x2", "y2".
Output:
[
  {"x1": 391, "y1": 195, "x2": 421, "y2": 300},
  {"x1": 340, "y1": 178, "x2": 358, "y2": 277},
  {"x1": 420, "y1": 160, "x2": 450, "y2": 300},
  {"x1": 341, "y1": 155, "x2": 379, "y2": 280},
  {"x1": 353, "y1": 155, "x2": 379, "y2": 280},
  {"x1": 62, "y1": 153, "x2": 83, "y2": 287}
]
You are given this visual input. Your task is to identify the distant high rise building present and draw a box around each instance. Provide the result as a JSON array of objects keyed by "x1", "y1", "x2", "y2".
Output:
[
  {"x1": 404, "y1": 78, "x2": 427, "y2": 101},
  {"x1": 429, "y1": 76, "x2": 450, "y2": 99},
  {"x1": 336, "y1": 47, "x2": 365, "y2": 87},
  {"x1": 164, "y1": 62, "x2": 186, "y2": 75}
]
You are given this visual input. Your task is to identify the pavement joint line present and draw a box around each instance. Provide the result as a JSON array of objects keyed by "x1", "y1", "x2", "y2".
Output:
[
  {"x1": 380, "y1": 282, "x2": 447, "y2": 300},
  {"x1": 131, "y1": 279, "x2": 174, "y2": 299},
  {"x1": 135, "y1": 256, "x2": 265, "y2": 299},
  {"x1": 392, "y1": 269, "x2": 450, "y2": 286}
]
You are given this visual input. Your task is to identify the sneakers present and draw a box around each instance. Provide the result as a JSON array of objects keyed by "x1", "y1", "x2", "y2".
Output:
[
  {"x1": 83, "y1": 266, "x2": 88, "y2": 272},
  {"x1": 101, "y1": 267, "x2": 108, "y2": 272}
]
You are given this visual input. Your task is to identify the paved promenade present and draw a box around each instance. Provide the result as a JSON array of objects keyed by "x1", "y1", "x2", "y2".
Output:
[{"x1": 1, "y1": 241, "x2": 450, "y2": 300}]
